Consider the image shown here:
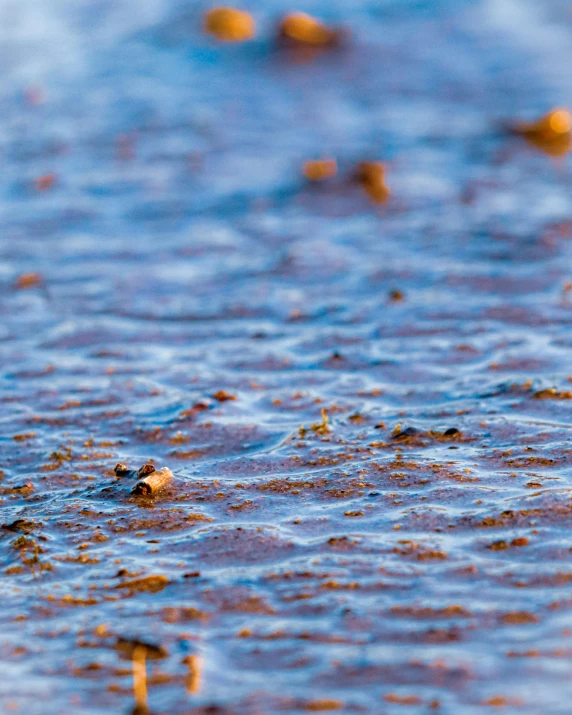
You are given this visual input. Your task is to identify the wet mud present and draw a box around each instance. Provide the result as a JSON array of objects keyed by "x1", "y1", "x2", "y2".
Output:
[{"x1": 2, "y1": 0, "x2": 572, "y2": 713}]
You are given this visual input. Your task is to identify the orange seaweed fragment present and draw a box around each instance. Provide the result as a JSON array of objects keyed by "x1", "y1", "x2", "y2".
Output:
[
  {"x1": 483, "y1": 696, "x2": 524, "y2": 707},
  {"x1": 513, "y1": 108, "x2": 572, "y2": 156},
  {"x1": 15, "y1": 272, "x2": 43, "y2": 289},
  {"x1": 34, "y1": 173, "x2": 56, "y2": 191},
  {"x1": 204, "y1": 7, "x2": 256, "y2": 42},
  {"x1": 310, "y1": 408, "x2": 330, "y2": 435},
  {"x1": 355, "y1": 161, "x2": 390, "y2": 203},
  {"x1": 278, "y1": 12, "x2": 342, "y2": 47},
  {"x1": 305, "y1": 701, "x2": 342, "y2": 712},
  {"x1": 384, "y1": 693, "x2": 422, "y2": 705},
  {"x1": 500, "y1": 611, "x2": 539, "y2": 625},
  {"x1": 114, "y1": 574, "x2": 169, "y2": 594},
  {"x1": 213, "y1": 389, "x2": 237, "y2": 402},
  {"x1": 303, "y1": 158, "x2": 337, "y2": 181}
]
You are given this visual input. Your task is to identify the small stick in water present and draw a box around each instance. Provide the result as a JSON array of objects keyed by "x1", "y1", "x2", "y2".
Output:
[
  {"x1": 132, "y1": 467, "x2": 173, "y2": 496},
  {"x1": 132, "y1": 643, "x2": 148, "y2": 712},
  {"x1": 115, "y1": 637, "x2": 167, "y2": 714},
  {"x1": 182, "y1": 654, "x2": 202, "y2": 694}
]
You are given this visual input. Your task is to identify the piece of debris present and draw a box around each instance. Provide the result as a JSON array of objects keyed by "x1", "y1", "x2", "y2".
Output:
[
  {"x1": 212, "y1": 390, "x2": 237, "y2": 402},
  {"x1": 115, "y1": 638, "x2": 167, "y2": 715},
  {"x1": 488, "y1": 540, "x2": 508, "y2": 551},
  {"x1": 355, "y1": 161, "x2": 390, "y2": 203},
  {"x1": 511, "y1": 108, "x2": 572, "y2": 156},
  {"x1": 303, "y1": 159, "x2": 337, "y2": 181},
  {"x1": 137, "y1": 462, "x2": 156, "y2": 478},
  {"x1": 388, "y1": 289, "x2": 404, "y2": 302},
  {"x1": 391, "y1": 425, "x2": 421, "y2": 442},
  {"x1": 2, "y1": 519, "x2": 36, "y2": 534},
  {"x1": 182, "y1": 654, "x2": 202, "y2": 694},
  {"x1": 132, "y1": 467, "x2": 173, "y2": 496},
  {"x1": 533, "y1": 388, "x2": 572, "y2": 400},
  {"x1": 114, "y1": 462, "x2": 133, "y2": 477},
  {"x1": 0, "y1": 483, "x2": 34, "y2": 495},
  {"x1": 204, "y1": 7, "x2": 256, "y2": 42},
  {"x1": 432, "y1": 427, "x2": 464, "y2": 441},
  {"x1": 115, "y1": 575, "x2": 170, "y2": 594},
  {"x1": 115, "y1": 462, "x2": 155, "y2": 479},
  {"x1": 311, "y1": 408, "x2": 330, "y2": 436},
  {"x1": 278, "y1": 12, "x2": 344, "y2": 48},
  {"x1": 115, "y1": 637, "x2": 168, "y2": 661},
  {"x1": 15, "y1": 272, "x2": 43, "y2": 289},
  {"x1": 34, "y1": 173, "x2": 56, "y2": 192}
]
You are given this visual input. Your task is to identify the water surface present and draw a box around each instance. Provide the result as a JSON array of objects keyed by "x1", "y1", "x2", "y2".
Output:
[{"x1": 1, "y1": 0, "x2": 572, "y2": 713}]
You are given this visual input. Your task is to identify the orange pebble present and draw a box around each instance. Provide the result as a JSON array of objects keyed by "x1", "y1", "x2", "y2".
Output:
[
  {"x1": 516, "y1": 108, "x2": 572, "y2": 140},
  {"x1": 278, "y1": 12, "x2": 340, "y2": 47},
  {"x1": 15, "y1": 272, "x2": 43, "y2": 289},
  {"x1": 513, "y1": 108, "x2": 572, "y2": 156},
  {"x1": 355, "y1": 161, "x2": 390, "y2": 204},
  {"x1": 303, "y1": 158, "x2": 337, "y2": 181},
  {"x1": 204, "y1": 7, "x2": 256, "y2": 42},
  {"x1": 34, "y1": 173, "x2": 56, "y2": 192}
]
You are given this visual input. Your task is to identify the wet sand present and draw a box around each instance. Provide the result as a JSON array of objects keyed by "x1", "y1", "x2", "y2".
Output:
[{"x1": 1, "y1": 0, "x2": 572, "y2": 713}]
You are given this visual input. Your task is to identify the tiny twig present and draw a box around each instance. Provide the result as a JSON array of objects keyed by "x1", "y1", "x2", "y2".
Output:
[
  {"x1": 132, "y1": 644, "x2": 148, "y2": 710},
  {"x1": 183, "y1": 654, "x2": 202, "y2": 694}
]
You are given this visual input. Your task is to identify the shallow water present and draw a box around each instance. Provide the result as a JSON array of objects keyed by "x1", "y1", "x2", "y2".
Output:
[{"x1": 1, "y1": 1, "x2": 572, "y2": 713}]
